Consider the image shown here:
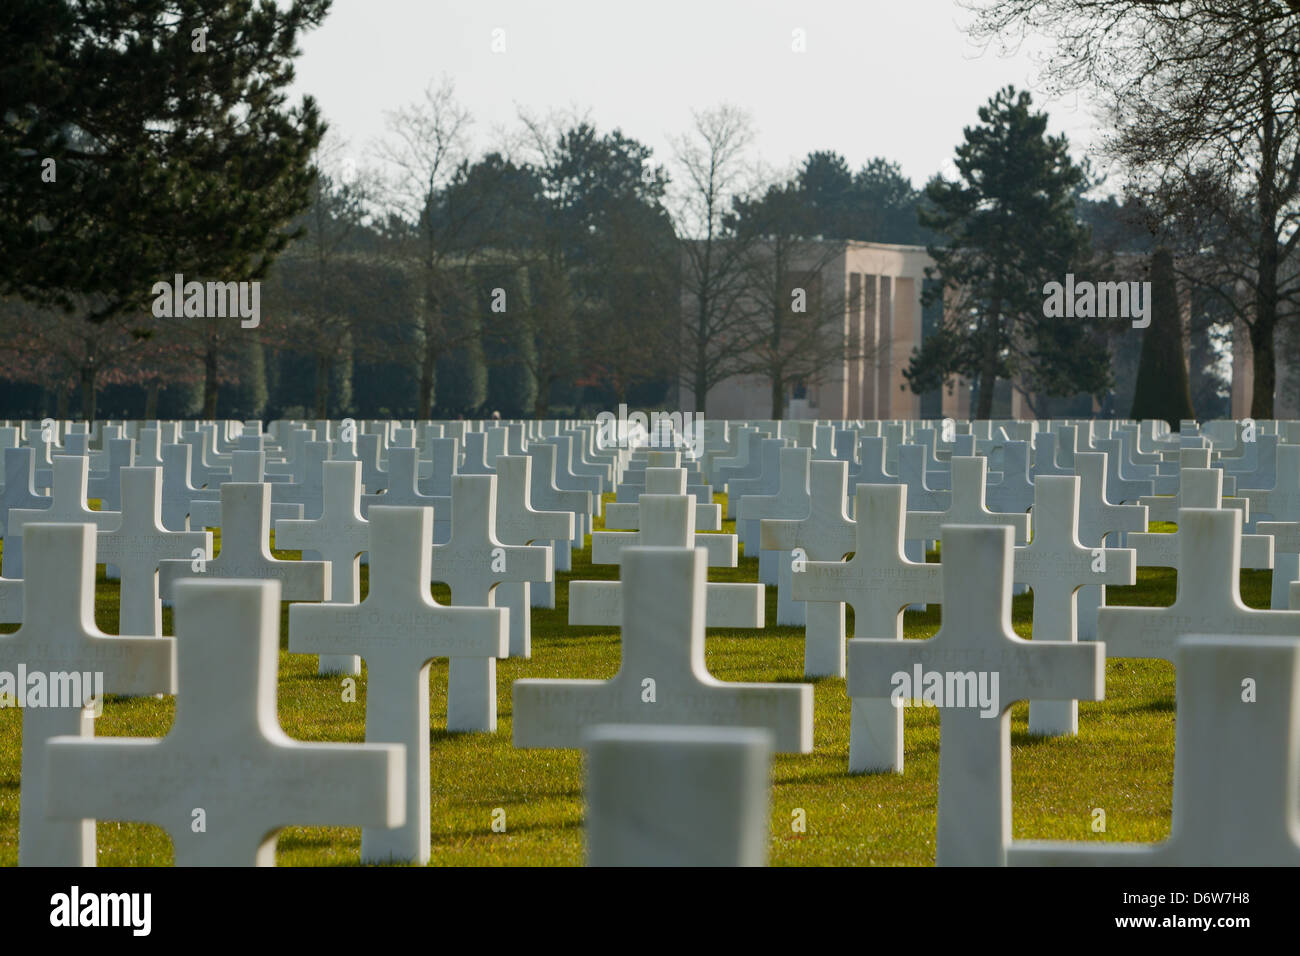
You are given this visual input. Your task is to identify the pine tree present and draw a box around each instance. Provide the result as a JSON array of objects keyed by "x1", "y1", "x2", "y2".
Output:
[
  {"x1": 906, "y1": 87, "x2": 1110, "y2": 418},
  {"x1": 1, "y1": 0, "x2": 330, "y2": 320}
]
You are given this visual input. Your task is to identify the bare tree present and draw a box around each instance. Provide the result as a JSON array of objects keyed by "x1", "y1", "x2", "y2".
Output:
[
  {"x1": 669, "y1": 105, "x2": 763, "y2": 416},
  {"x1": 374, "y1": 76, "x2": 477, "y2": 418},
  {"x1": 731, "y1": 236, "x2": 858, "y2": 419},
  {"x1": 965, "y1": 0, "x2": 1300, "y2": 417}
]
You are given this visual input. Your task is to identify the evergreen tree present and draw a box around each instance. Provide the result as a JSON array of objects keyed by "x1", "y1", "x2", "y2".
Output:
[
  {"x1": 905, "y1": 87, "x2": 1110, "y2": 418},
  {"x1": 1, "y1": 0, "x2": 331, "y2": 320}
]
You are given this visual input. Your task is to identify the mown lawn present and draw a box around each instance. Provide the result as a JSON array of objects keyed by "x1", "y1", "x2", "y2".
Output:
[{"x1": 0, "y1": 497, "x2": 1252, "y2": 866}]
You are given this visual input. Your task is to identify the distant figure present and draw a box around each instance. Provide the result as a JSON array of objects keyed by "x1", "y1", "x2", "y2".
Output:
[{"x1": 491, "y1": 410, "x2": 501, "y2": 421}]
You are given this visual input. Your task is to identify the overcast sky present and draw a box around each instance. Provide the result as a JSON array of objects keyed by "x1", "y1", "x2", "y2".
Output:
[{"x1": 292, "y1": 0, "x2": 1109, "y2": 190}]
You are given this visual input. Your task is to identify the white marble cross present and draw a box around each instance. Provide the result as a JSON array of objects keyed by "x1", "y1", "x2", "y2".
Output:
[
  {"x1": 46, "y1": 577, "x2": 404, "y2": 866},
  {"x1": 1100, "y1": 507, "x2": 1299, "y2": 662},
  {"x1": 526, "y1": 442, "x2": 591, "y2": 583},
  {"x1": 1140, "y1": 466, "x2": 1248, "y2": 525},
  {"x1": 1073, "y1": 451, "x2": 1149, "y2": 641},
  {"x1": 1, "y1": 446, "x2": 49, "y2": 574},
  {"x1": 7, "y1": 456, "x2": 120, "y2": 578},
  {"x1": 760, "y1": 459, "x2": 854, "y2": 677},
  {"x1": 794, "y1": 483, "x2": 942, "y2": 773},
  {"x1": 905, "y1": 456, "x2": 1030, "y2": 546},
  {"x1": 493, "y1": 455, "x2": 573, "y2": 654},
  {"x1": 1223, "y1": 432, "x2": 1278, "y2": 491},
  {"x1": 158, "y1": 443, "x2": 206, "y2": 532},
  {"x1": 849, "y1": 524, "x2": 1104, "y2": 865},
  {"x1": 1241, "y1": 442, "x2": 1300, "y2": 537},
  {"x1": 984, "y1": 441, "x2": 1035, "y2": 515},
  {"x1": 1259, "y1": 519, "x2": 1300, "y2": 609},
  {"x1": 1131, "y1": 468, "x2": 1271, "y2": 572},
  {"x1": 572, "y1": 495, "x2": 763, "y2": 630},
  {"x1": 288, "y1": 506, "x2": 507, "y2": 864},
  {"x1": 0, "y1": 571, "x2": 19, "y2": 624},
  {"x1": 361, "y1": 446, "x2": 451, "y2": 543},
  {"x1": 1010, "y1": 633, "x2": 1300, "y2": 865},
  {"x1": 515, "y1": 545, "x2": 812, "y2": 752},
  {"x1": 592, "y1": 494, "x2": 737, "y2": 569},
  {"x1": 416, "y1": 436, "x2": 459, "y2": 497},
  {"x1": 548, "y1": 435, "x2": 603, "y2": 518},
  {"x1": 97, "y1": 467, "x2": 212, "y2": 636},
  {"x1": 189, "y1": 450, "x2": 302, "y2": 527},
  {"x1": 898, "y1": 441, "x2": 953, "y2": 497},
  {"x1": 4, "y1": 523, "x2": 174, "y2": 865},
  {"x1": 274, "y1": 460, "x2": 371, "y2": 676},
  {"x1": 1090, "y1": 436, "x2": 1154, "y2": 503},
  {"x1": 270, "y1": 440, "x2": 330, "y2": 520},
  {"x1": 584, "y1": 724, "x2": 772, "y2": 867},
  {"x1": 431, "y1": 474, "x2": 552, "y2": 733},
  {"x1": 86, "y1": 437, "x2": 134, "y2": 512},
  {"x1": 604, "y1": 468, "x2": 721, "y2": 531},
  {"x1": 740, "y1": 446, "x2": 812, "y2": 625},
  {"x1": 1014, "y1": 476, "x2": 1135, "y2": 736},
  {"x1": 180, "y1": 429, "x2": 231, "y2": 488},
  {"x1": 727, "y1": 437, "x2": 788, "y2": 583},
  {"x1": 158, "y1": 483, "x2": 329, "y2": 602}
]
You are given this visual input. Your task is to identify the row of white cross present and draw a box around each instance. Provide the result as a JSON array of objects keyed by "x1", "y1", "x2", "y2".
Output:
[{"x1": 0, "y1": 416, "x2": 1296, "y2": 866}]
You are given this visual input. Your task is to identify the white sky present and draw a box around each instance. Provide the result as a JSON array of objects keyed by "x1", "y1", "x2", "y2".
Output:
[{"x1": 291, "y1": 0, "x2": 1110, "y2": 191}]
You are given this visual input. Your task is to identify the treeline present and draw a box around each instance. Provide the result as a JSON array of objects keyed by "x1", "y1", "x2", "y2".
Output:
[{"x1": 0, "y1": 80, "x2": 942, "y2": 421}]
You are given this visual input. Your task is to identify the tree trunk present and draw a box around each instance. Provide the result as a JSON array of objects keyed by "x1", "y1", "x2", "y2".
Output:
[
  {"x1": 418, "y1": 339, "x2": 436, "y2": 420},
  {"x1": 144, "y1": 381, "x2": 160, "y2": 420},
  {"x1": 975, "y1": 305, "x2": 1001, "y2": 419},
  {"x1": 315, "y1": 354, "x2": 331, "y2": 419},
  {"x1": 56, "y1": 387, "x2": 69, "y2": 420},
  {"x1": 770, "y1": 375, "x2": 784, "y2": 420},
  {"x1": 693, "y1": 364, "x2": 709, "y2": 419},
  {"x1": 203, "y1": 346, "x2": 219, "y2": 419},
  {"x1": 1251, "y1": 226, "x2": 1279, "y2": 420},
  {"x1": 1249, "y1": 315, "x2": 1276, "y2": 420},
  {"x1": 79, "y1": 365, "x2": 97, "y2": 423}
]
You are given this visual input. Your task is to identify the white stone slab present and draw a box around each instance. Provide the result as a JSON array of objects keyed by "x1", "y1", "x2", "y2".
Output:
[{"x1": 584, "y1": 724, "x2": 772, "y2": 867}]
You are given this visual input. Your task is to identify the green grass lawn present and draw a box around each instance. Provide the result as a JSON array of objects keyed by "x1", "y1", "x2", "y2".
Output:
[{"x1": 0, "y1": 497, "x2": 1265, "y2": 866}]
